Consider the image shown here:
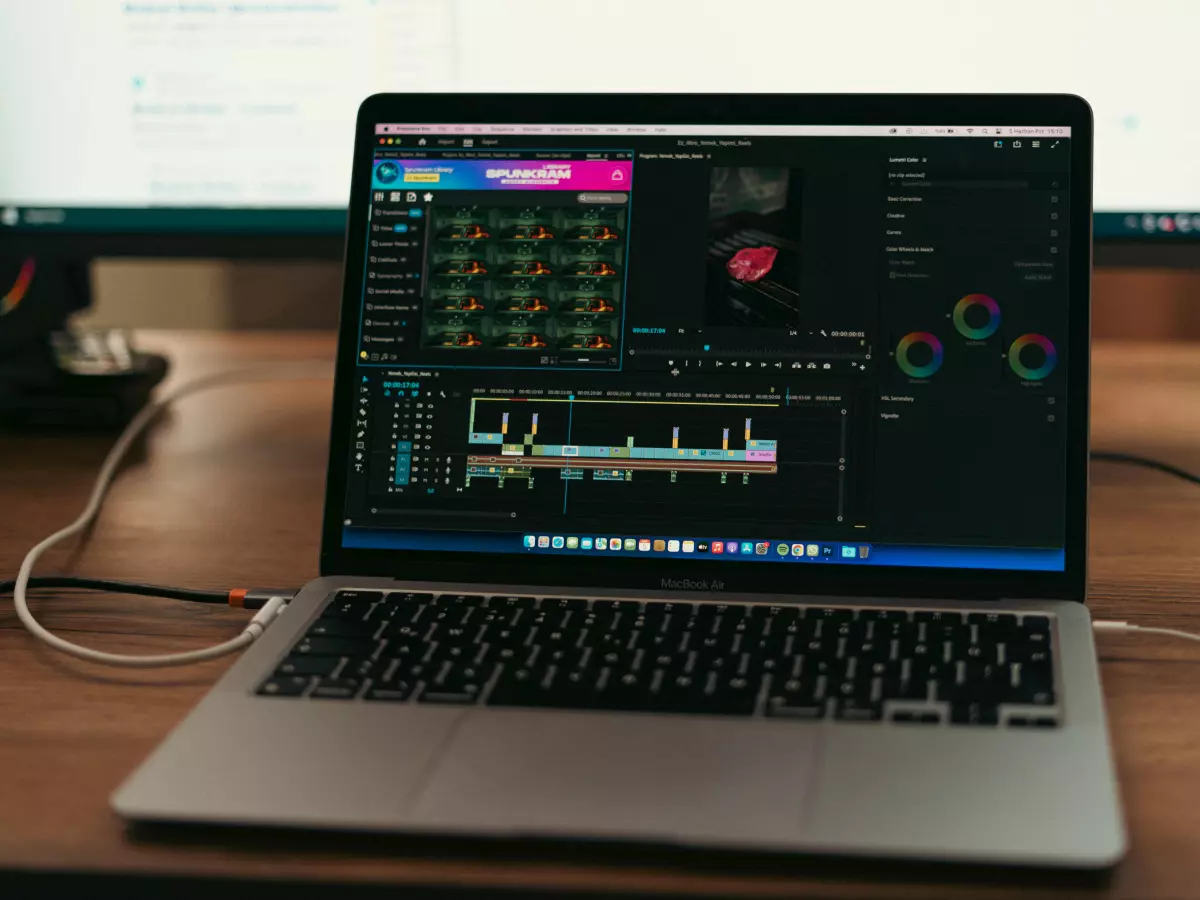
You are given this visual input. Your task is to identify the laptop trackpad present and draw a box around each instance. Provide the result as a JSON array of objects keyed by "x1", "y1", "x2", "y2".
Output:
[{"x1": 410, "y1": 711, "x2": 820, "y2": 841}]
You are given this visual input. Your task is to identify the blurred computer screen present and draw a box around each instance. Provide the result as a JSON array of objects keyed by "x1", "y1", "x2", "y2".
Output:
[{"x1": 1, "y1": 0, "x2": 1196, "y2": 243}]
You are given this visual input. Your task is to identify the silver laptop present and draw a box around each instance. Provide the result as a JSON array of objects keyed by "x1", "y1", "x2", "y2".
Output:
[{"x1": 114, "y1": 93, "x2": 1124, "y2": 868}]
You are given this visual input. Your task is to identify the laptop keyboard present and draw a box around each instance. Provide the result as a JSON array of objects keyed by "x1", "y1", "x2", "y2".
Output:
[{"x1": 256, "y1": 591, "x2": 1060, "y2": 727}]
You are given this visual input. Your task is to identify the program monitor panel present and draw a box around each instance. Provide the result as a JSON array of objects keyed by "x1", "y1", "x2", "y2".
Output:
[{"x1": 343, "y1": 124, "x2": 1072, "y2": 573}]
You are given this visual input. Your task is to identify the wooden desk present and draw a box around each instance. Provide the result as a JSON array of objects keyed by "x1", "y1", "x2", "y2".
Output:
[{"x1": 3, "y1": 332, "x2": 1200, "y2": 898}]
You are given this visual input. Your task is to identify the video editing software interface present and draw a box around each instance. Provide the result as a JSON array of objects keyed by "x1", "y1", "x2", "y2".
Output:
[{"x1": 341, "y1": 122, "x2": 1071, "y2": 572}]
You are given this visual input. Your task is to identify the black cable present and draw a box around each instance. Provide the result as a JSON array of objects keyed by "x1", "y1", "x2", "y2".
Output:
[
  {"x1": 0, "y1": 576, "x2": 227, "y2": 603},
  {"x1": 1091, "y1": 451, "x2": 1200, "y2": 487}
]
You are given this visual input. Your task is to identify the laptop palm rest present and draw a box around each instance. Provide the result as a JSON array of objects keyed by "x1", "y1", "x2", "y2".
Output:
[{"x1": 409, "y1": 710, "x2": 820, "y2": 841}]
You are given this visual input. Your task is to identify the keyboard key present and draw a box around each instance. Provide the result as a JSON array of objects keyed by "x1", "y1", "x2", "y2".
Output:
[
  {"x1": 364, "y1": 681, "x2": 417, "y2": 701},
  {"x1": 644, "y1": 601, "x2": 695, "y2": 617},
  {"x1": 385, "y1": 591, "x2": 434, "y2": 603},
  {"x1": 914, "y1": 610, "x2": 962, "y2": 624},
  {"x1": 488, "y1": 666, "x2": 553, "y2": 708},
  {"x1": 310, "y1": 678, "x2": 363, "y2": 699},
  {"x1": 650, "y1": 672, "x2": 707, "y2": 714},
  {"x1": 892, "y1": 710, "x2": 940, "y2": 724},
  {"x1": 275, "y1": 656, "x2": 340, "y2": 677},
  {"x1": 593, "y1": 600, "x2": 642, "y2": 615},
  {"x1": 1013, "y1": 685, "x2": 1056, "y2": 706},
  {"x1": 810, "y1": 607, "x2": 855, "y2": 622},
  {"x1": 305, "y1": 619, "x2": 379, "y2": 638},
  {"x1": 543, "y1": 597, "x2": 589, "y2": 611},
  {"x1": 488, "y1": 595, "x2": 536, "y2": 609},
  {"x1": 766, "y1": 677, "x2": 825, "y2": 718},
  {"x1": 847, "y1": 638, "x2": 890, "y2": 661},
  {"x1": 882, "y1": 676, "x2": 929, "y2": 702},
  {"x1": 968, "y1": 612, "x2": 1018, "y2": 629},
  {"x1": 749, "y1": 604, "x2": 800, "y2": 621},
  {"x1": 320, "y1": 599, "x2": 371, "y2": 619},
  {"x1": 434, "y1": 593, "x2": 485, "y2": 607},
  {"x1": 951, "y1": 701, "x2": 999, "y2": 726},
  {"x1": 428, "y1": 607, "x2": 477, "y2": 627},
  {"x1": 334, "y1": 589, "x2": 383, "y2": 604},
  {"x1": 293, "y1": 636, "x2": 378, "y2": 657},
  {"x1": 257, "y1": 676, "x2": 309, "y2": 697},
  {"x1": 367, "y1": 601, "x2": 422, "y2": 626},
  {"x1": 1021, "y1": 615, "x2": 1052, "y2": 633},
  {"x1": 860, "y1": 608, "x2": 908, "y2": 622},
  {"x1": 835, "y1": 698, "x2": 882, "y2": 721},
  {"x1": 1005, "y1": 644, "x2": 1051, "y2": 665}
]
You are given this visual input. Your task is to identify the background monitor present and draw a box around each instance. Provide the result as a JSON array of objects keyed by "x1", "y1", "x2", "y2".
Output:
[{"x1": 2, "y1": 0, "x2": 1197, "y2": 260}]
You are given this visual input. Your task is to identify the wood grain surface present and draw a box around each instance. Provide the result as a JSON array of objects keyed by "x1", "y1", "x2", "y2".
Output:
[{"x1": 3, "y1": 331, "x2": 1200, "y2": 898}]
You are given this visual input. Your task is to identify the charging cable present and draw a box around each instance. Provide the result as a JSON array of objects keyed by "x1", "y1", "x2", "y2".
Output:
[
  {"x1": 1, "y1": 578, "x2": 294, "y2": 609},
  {"x1": 12, "y1": 363, "x2": 329, "y2": 667},
  {"x1": 1091, "y1": 451, "x2": 1200, "y2": 487},
  {"x1": 1093, "y1": 620, "x2": 1200, "y2": 643}
]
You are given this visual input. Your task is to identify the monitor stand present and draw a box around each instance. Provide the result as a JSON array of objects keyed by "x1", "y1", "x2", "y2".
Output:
[{"x1": 0, "y1": 257, "x2": 168, "y2": 429}]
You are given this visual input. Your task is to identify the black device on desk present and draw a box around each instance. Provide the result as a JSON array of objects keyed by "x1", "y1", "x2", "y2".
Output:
[{"x1": 0, "y1": 257, "x2": 169, "y2": 428}]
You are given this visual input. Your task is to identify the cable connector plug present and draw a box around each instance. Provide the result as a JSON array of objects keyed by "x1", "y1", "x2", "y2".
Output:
[
  {"x1": 243, "y1": 595, "x2": 289, "y2": 638},
  {"x1": 227, "y1": 588, "x2": 299, "y2": 610}
]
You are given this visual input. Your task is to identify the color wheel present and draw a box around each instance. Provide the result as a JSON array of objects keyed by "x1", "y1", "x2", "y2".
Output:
[
  {"x1": 896, "y1": 332, "x2": 944, "y2": 378},
  {"x1": 953, "y1": 293, "x2": 1000, "y2": 340},
  {"x1": 1008, "y1": 333, "x2": 1057, "y2": 380}
]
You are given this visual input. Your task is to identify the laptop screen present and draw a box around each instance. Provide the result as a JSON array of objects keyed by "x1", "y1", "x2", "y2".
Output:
[{"x1": 341, "y1": 121, "x2": 1072, "y2": 573}]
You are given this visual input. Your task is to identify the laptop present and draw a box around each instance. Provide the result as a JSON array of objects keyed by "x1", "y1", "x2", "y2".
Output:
[{"x1": 113, "y1": 94, "x2": 1125, "y2": 868}]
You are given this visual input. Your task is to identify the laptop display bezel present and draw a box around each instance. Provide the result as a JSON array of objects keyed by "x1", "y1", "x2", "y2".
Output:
[{"x1": 321, "y1": 93, "x2": 1092, "y2": 602}]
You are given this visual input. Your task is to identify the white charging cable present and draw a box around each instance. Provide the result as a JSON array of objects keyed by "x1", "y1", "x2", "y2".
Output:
[
  {"x1": 1093, "y1": 620, "x2": 1200, "y2": 642},
  {"x1": 13, "y1": 363, "x2": 330, "y2": 667}
]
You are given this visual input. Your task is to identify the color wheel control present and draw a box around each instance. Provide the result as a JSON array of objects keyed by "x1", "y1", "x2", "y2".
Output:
[
  {"x1": 953, "y1": 293, "x2": 1000, "y2": 340},
  {"x1": 896, "y1": 332, "x2": 944, "y2": 378},
  {"x1": 1008, "y1": 333, "x2": 1057, "y2": 380}
]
